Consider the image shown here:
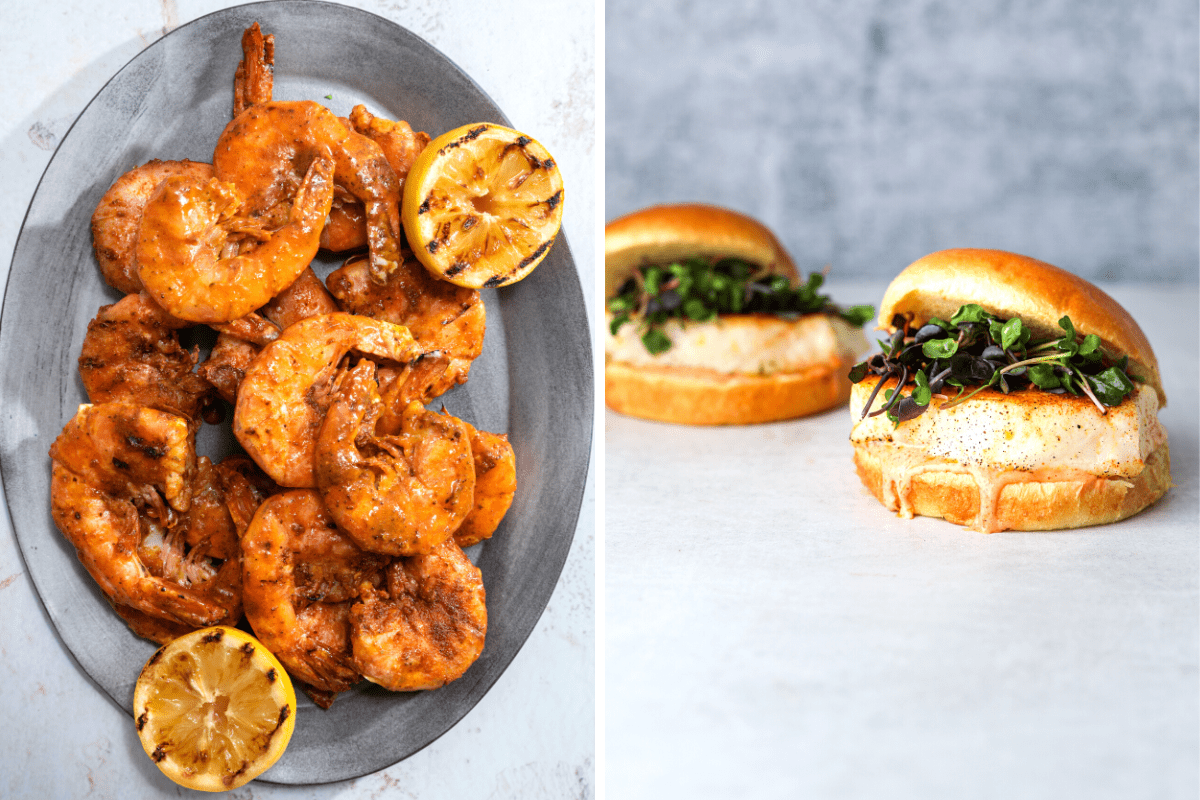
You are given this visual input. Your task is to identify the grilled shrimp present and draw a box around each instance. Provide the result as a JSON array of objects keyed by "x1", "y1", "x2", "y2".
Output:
[
  {"x1": 350, "y1": 540, "x2": 486, "y2": 691},
  {"x1": 135, "y1": 156, "x2": 334, "y2": 324},
  {"x1": 262, "y1": 266, "x2": 340, "y2": 328},
  {"x1": 315, "y1": 359, "x2": 474, "y2": 556},
  {"x1": 211, "y1": 311, "x2": 280, "y2": 347},
  {"x1": 78, "y1": 292, "x2": 215, "y2": 420},
  {"x1": 327, "y1": 252, "x2": 484, "y2": 400},
  {"x1": 321, "y1": 106, "x2": 430, "y2": 253},
  {"x1": 214, "y1": 100, "x2": 403, "y2": 280},
  {"x1": 198, "y1": 334, "x2": 260, "y2": 404},
  {"x1": 241, "y1": 490, "x2": 389, "y2": 703},
  {"x1": 454, "y1": 422, "x2": 516, "y2": 548},
  {"x1": 48, "y1": 403, "x2": 233, "y2": 627},
  {"x1": 109, "y1": 601, "x2": 196, "y2": 645},
  {"x1": 233, "y1": 313, "x2": 423, "y2": 487},
  {"x1": 144, "y1": 455, "x2": 256, "y2": 632},
  {"x1": 91, "y1": 159, "x2": 215, "y2": 294},
  {"x1": 197, "y1": 268, "x2": 339, "y2": 403}
]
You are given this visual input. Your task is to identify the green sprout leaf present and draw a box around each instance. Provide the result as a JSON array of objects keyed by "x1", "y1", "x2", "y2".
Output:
[
  {"x1": 641, "y1": 328, "x2": 672, "y2": 355},
  {"x1": 608, "y1": 256, "x2": 873, "y2": 357},
  {"x1": 951, "y1": 304, "x2": 989, "y2": 325},
  {"x1": 911, "y1": 369, "x2": 932, "y2": 406},
  {"x1": 1027, "y1": 363, "x2": 1061, "y2": 390},
  {"x1": 841, "y1": 305, "x2": 875, "y2": 326},
  {"x1": 1086, "y1": 366, "x2": 1135, "y2": 406},
  {"x1": 922, "y1": 338, "x2": 959, "y2": 359},
  {"x1": 643, "y1": 267, "x2": 663, "y2": 296},
  {"x1": 1079, "y1": 333, "x2": 1101, "y2": 360},
  {"x1": 1000, "y1": 317, "x2": 1024, "y2": 351}
]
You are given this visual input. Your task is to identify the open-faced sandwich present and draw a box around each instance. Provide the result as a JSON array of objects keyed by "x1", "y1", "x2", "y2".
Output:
[
  {"x1": 605, "y1": 203, "x2": 873, "y2": 425},
  {"x1": 849, "y1": 248, "x2": 1170, "y2": 532}
]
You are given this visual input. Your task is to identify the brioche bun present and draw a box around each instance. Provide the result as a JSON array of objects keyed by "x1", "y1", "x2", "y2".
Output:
[
  {"x1": 853, "y1": 440, "x2": 1171, "y2": 532},
  {"x1": 853, "y1": 249, "x2": 1169, "y2": 531},
  {"x1": 605, "y1": 203, "x2": 797, "y2": 298},
  {"x1": 604, "y1": 204, "x2": 863, "y2": 425},
  {"x1": 877, "y1": 248, "x2": 1164, "y2": 404},
  {"x1": 606, "y1": 360, "x2": 855, "y2": 426}
]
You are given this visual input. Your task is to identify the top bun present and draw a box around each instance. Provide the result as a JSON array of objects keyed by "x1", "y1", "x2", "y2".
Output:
[
  {"x1": 605, "y1": 203, "x2": 797, "y2": 298},
  {"x1": 878, "y1": 248, "x2": 1164, "y2": 405}
]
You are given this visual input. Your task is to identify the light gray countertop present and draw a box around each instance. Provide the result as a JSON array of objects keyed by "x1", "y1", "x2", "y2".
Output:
[
  {"x1": 605, "y1": 280, "x2": 1197, "y2": 800},
  {"x1": 0, "y1": 1, "x2": 595, "y2": 797}
]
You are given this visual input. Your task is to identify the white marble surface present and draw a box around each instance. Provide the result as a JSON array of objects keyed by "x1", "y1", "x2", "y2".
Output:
[
  {"x1": 0, "y1": 1, "x2": 595, "y2": 797},
  {"x1": 606, "y1": 281, "x2": 1198, "y2": 800}
]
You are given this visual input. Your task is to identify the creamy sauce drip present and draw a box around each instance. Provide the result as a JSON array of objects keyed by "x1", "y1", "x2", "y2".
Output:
[{"x1": 869, "y1": 443, "x2": 1133, "y2": 532}]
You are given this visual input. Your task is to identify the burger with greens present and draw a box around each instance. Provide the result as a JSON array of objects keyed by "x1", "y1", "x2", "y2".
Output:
[
  {"x1": 605, "y1": 203, "x2": 873, "y2": 425},
  {"x1": 849, "y1": 248, "x2": 1169, "y2": 532}
]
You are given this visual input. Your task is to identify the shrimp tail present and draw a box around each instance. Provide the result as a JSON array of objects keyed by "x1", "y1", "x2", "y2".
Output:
[{"x1": 233, "y1": 22, "x2": 274, "y2": 117}]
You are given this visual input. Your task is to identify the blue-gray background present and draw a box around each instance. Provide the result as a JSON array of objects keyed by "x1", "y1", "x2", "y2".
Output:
[{"x1": 606, "y1": 1, "x2": 1198, "y2": 282}]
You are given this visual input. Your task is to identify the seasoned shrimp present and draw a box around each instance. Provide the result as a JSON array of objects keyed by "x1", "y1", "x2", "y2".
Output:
[
  {"x1": 262, "y1": 265, "x2": 340, "y2": 328},
  {"x1": 350, "y1": 540, "x2": 486, "y2": 691},
  {"x1": 198, "y1": 268, "x2": 338, "y2": 403},
  {"x1": 136, "y1": 156, "x2": 334, "y2": 324},
  {"x1": 454, "y1": 422, "x2": 517, "y2": 548},
  {"x1": 320, "y1": 106, "x2": 430, "y2": 253},
  {"x1": 214, "y1": 454, "x2": 278, "y2": 536},
  {"x1": 109, "y1": 601, "x2": 195, "y2": 645},
  {"x1": 199, "y1": 313, "x2": 280, "y2": 406},
  {"x1": 233, "y1": 22, "x2": 274, "y2": 117},
  {"x1": 149, "y1": 455, "x2": 247, "y2": 630},
  {"x1": 315, "y1": 359, "x2": 475, "y2": 556},
  {"x1": 375, "y1": 353, "x2": 455, "y2": 412},
  {"x1": 48, "y1": 403, "x2": 233, "y2": 627},
  {"x1": 211, "y1": 311, "x2": 280, "y2": 347},
  {"x1": 198, "y1": 334, "x2": 260, "y2": 404},
  {"x1": 78, "y1": 292, "x2": 215, "y2": 420},
  {"x1": 233, "y1": 313, "x2": 423, "y2": 487},
  {"x1": 91, "y1": 159, "x2": 215, "y2": 294},
  {"x1": 242, "y1": 490, "x2": 389, "y2": 703},
  {"x1": 214, "y1": 100, "x2": 402, "y2": 280},
  {"x1": 328, "y1": 252, "x2": 484, "y2": 399},
  {"x1": 320, "y1": 196, "x2": 370, "y2": 253}
]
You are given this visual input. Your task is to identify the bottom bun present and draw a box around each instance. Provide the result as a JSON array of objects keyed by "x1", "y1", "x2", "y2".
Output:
[
  {"x1": 605, "y1": 360, "x2": 853, "y2": 425},
  {"x1": 853, "y1": 441, "x2": 1171, "y2": 532}
]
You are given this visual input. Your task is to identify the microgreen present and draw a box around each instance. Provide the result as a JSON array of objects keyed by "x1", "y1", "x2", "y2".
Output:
[
  {"x1": 849, "y1": 305, "x2": 1138, "y2": 426},
  {"x1": 607, "y1": 257, "x2": 874, "y2": 354}
]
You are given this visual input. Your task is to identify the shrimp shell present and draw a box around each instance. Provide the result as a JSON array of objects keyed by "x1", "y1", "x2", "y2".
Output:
[
  {"x1": 136, "y1": 156, "x2": 334, "y2": 324},
  {"x1": 214, "y1": 100, "x2": 403, "y2": 281},
  {"x1": 242, "y1": 490, "x2": 386, "y2": 698},
  {"x1": 454, "y1": 422, "x2": 517, "y2": 548},
  {"x1": 327, "y1": 251, "x2": 485, "y2": 401},
  {"x1": 90, "y1": 159, "x2": 215, "y2": 294},
  {"x1": 233, "y1": 313, "x2": 423, "y2": 488},
  {"x1": 78, "y1": 292, "x2": 215, "y2": 421},
  {"x1": 315, "y1": 359, "x2": 475, "y2": 556},
  {"x1": 350, "y1": 540, "x2": 487, "y2": 691},
  {"x1": 48, "y1": 403, "x2": 233, "y2": 627}
]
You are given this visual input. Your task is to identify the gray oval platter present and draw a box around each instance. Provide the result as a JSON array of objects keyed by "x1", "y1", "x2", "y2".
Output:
[{"x1": 0, "y1": 0, "x2": 591, "y2": 785}]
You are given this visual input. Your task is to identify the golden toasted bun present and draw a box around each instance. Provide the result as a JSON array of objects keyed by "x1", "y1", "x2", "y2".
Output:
[
  {"x1": 605, "y1": 203, "x2": 797, "y2": 298},
  {"x1": 853, "y1": 440, "x2": 1171, "y2": 532},
  {"x1": 878, "y1": 248, "x2": 1164, "y2": 404},
  {"x1": 605, "y1": 360, "x2": 853, "y2": 425}
]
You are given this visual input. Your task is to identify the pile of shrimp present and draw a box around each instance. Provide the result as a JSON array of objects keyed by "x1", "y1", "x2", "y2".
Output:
[{"x1": 49, "y1": 23, "x2": 514, "y2": 707}]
